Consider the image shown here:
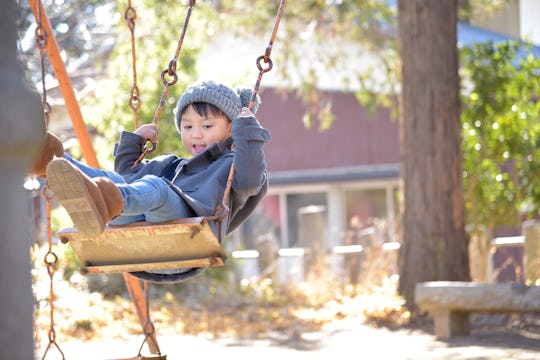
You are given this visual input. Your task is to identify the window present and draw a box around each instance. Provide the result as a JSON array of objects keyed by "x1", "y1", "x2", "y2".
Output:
[
  {"x1": 233, "y1": 182, "x2": 399, "y2": 282},
  {"x1": 344, "y1": 187, "x2": 396, "y2": 244},
  {"x1": 240, "y1": 194, "x2": 281, "y2": 249},
  {"x1": 286, "y1": 192, "x2": 327, "y2": 247}
]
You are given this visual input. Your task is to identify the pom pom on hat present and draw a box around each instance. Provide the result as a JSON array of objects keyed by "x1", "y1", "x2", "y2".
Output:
[
  {"x1": 175, "y1": 80, "x2": 260, "y2": 132},
  {"x1": 237, "y1": 87, "x2": 260, "y2": 114}
]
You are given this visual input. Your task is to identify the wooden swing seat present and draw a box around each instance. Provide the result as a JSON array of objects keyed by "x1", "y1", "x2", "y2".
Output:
[{"x1": 57, "y1": 217, "x2": 226, "y2": 274}]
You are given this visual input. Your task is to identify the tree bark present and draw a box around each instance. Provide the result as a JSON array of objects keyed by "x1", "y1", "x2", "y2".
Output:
[{"x1": 397, "y1": 0, "x2": 470, "y2": 308}]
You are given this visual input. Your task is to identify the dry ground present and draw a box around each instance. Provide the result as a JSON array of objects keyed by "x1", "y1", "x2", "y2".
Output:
[{"x1": 33, "y1": 244, "x2": 540, "y2": 359}]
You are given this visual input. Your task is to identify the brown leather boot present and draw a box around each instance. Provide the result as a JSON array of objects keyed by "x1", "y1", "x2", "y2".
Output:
[
  {"x1": 32, "y1": 132, "x2": 64, "y2": 178},
  {"x1": 46, "y1": 158, "x2": 124, "y2": 237}
]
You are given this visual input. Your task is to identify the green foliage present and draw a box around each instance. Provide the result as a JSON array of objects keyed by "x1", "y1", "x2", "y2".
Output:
[
  {"x1": 460, "y1": 41, "x2": 540, "y2": 231},
  {"x1": 82, "y1": 0, "x2": 220, "y2": 161},
  {"x1": 458, "y1": 0, "x2": 512, "y2": 20}
]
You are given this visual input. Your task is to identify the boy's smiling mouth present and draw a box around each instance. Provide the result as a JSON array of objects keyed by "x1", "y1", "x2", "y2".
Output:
[{"x1": 192, "y1": 144, "x2": 206, "y2": 154}]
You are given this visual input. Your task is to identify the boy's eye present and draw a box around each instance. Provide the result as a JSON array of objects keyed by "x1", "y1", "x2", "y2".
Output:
[
  {"x1": 182, "y1": 125, "x2": 192, "y2": 130},
  {"x1": 203, "y1": 124, "x2": 213, "y2": 129}
]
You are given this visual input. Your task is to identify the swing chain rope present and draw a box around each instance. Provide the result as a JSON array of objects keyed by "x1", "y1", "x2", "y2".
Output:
[
  {"x1": 137, "y1": 281, "x2": 162, "y2": 358},
  {"x1": 132, "y1": 0, "x2": 196, "y2": 168},
  {"x1": 35, "y1": 1, "x2": 65, "y2": 358},
  {"x1": 249, "y1": 0, "x2": 286, "y2": 110},
  {"x1": 125, "y1": 0, "x2": 141, "y2": 128},
  {"x1": 35, "y1": 0, "x2": 51, "y2": 127},
  {"x1": 41, "y1": 186, "x2": 66, "y2": 360},
  {"x1": 219, "y1": 0, "x2": 287, "y2": 215}
]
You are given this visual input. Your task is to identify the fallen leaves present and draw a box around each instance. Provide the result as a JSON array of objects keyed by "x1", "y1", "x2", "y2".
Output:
[{"x1": 32, "y1": 243, "x2": 408, "y2": 351}]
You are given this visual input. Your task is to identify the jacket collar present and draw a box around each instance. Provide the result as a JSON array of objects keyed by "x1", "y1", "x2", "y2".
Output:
[{"x1": 181, "y1": 137, "x2": 233, "y2": 173}]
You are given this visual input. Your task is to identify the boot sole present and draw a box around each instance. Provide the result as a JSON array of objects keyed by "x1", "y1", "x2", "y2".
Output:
[{"x1": 46, "y1": 158, "x2": 105, "y2": 237}]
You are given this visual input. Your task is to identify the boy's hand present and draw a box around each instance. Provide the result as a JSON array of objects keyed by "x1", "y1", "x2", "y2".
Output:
[{"x1": 134, "y1": 124, "x2": 159, "y2": 145}]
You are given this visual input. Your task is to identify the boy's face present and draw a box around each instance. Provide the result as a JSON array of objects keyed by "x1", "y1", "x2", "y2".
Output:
[{"x1": 179, "y1": 104, "x2": 232, "y2": 156}]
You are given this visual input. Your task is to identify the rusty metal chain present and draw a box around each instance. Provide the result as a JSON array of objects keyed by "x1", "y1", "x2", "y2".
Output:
[
  {"x1": 249, "y1": 0, "x2": 286, "y2": 110},
  {"x1": 131, "y1": 0, "x2": 197, "y2": 169},
  {"x1": 220, "y1": 0, "x2": 287, "y2": 215},
  {"x1": 125, "y1": 0, "x2": 141, "y2": 128},
  {"x1": 154, "y1": 0, "x2": 197, "y2": 112},
  {"x1": 35, "y1": 2, "x2": 65, "y2": 358},
  {"x1": 35, "y1": 0, "x2": 51, "y2": 128},
  {"x1": 41, "y1": 186, "x2": 66, "y2": 360},
  {"x1": 137, "y1": 281, "x2": 162, "y2": 359}
]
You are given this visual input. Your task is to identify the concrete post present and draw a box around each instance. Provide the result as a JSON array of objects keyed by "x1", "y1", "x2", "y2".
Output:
[
  {"x1": 0, "y1": 1, "x2": 45, "y2": 358},
  {"x1": 522, "y1": 220, "x2": 540, "y2": 284},
  {"x1": 298, "y1": 205, "x2": 327, "y2": 278}
]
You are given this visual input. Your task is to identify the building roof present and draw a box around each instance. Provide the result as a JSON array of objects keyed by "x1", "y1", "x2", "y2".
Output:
[{"x1": 458, "y1": 22, "x2": 540, "y2": 59}]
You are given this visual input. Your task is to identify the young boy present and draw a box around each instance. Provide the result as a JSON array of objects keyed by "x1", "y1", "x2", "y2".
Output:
[{"x1": 33, "y1": 80, "x2": 270, "y2": 281}]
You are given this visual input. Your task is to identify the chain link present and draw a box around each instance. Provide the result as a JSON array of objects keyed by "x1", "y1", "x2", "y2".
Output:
[
  {"x1": 35, "y1": 0, "x2": 51, "y2": 128},
  {"x1": 137, "y1": 281, "x2": 162, "y2": 358},
  {"x1": 249, "y1": 0, "x2": 286, "y2": 110},
  {"x1": 41, "y1": 185, "x2": 66, "y2": 359},
  {"x1": 151, "y1": 0, "x2": 196, "y2": 126},
  {"x1": 125, "y1": 0, "x2": 141, "y2": 128},
  {"x1": 131, "y1": 0, "x2": 197, "y2": 168},
  {"x1": 220, "y1": 0, "x2": 287, "y2": 216},
  {"x1": 35, "y1": 1, "x2": 65, "y2": 357}
]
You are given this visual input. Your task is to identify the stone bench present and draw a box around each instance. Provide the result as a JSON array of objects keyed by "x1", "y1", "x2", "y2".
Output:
[{"x1": 415, "y1": 281, "x2": 540, "y2": 339}]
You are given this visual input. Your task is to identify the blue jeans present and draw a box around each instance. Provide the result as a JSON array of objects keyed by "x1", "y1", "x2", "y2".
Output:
[{"x1": 64, "y1": 154, "x2": 194, "y2": 225}]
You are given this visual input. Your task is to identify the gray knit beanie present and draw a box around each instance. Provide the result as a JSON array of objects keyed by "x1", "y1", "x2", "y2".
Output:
[{"x1": 175, "y1": 80, "x2": 260, "y2": 133}]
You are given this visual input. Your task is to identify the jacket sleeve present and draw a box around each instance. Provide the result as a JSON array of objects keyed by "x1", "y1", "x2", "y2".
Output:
[
  {"x1": 113, "y1": 131, "x2": 179, "y2": 180},
  {"x1": 230, "y1": 115, "x2": 271, "y2": 197},
  {"x1": 227, "y1": 115, "x2": 271, "y2": 232},
  {"x1": 113, "y1": 131, "x2": 145, "y2": 175}
]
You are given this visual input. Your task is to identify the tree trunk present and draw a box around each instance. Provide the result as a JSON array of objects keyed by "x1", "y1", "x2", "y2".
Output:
[
  {"x1": 0, "y1": 1, "x2": 44, "y2": 358},
  {"x1": 397, "y1": 0, "x2": 470, "y2": 308}
]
